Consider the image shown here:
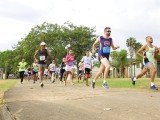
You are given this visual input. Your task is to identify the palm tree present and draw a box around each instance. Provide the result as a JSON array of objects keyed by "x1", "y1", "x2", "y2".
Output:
[
  {"x1": 126, "y1": 37, "x2": 137, "y2": 77},
  {"x1": 111, "y1": 50, "x2": 130, "y2": 78},
  {"x1": 126, "y1": 37, "x2": 136, "y2": 48}
]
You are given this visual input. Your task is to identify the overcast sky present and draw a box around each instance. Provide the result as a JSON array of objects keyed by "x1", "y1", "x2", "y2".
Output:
[{"x1": 0, "y1": 0, "x2": 160, "y2": 52}]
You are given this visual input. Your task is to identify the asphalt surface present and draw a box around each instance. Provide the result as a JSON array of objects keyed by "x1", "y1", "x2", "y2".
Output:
[{"x1": 1, "y1": 80, "x2": 160, "y2": 120}]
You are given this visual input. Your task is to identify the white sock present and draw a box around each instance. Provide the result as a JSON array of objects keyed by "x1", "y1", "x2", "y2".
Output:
[
  {"x1": 103, "y1": 80, "x2": 106, "y2": 83},
  {"x1": 151, "y1": 82, "x2": 154, "y2": 86},
  {"x1": 133, "y1": 77, "x2": 136, "y2": 81},
  {"x1": 92, "y1": 79, "x2": 95, "y2": 82}
]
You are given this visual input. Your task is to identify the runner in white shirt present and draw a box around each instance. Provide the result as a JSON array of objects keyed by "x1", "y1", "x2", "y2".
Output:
[
  {"x1": 81, "y1": 50, "x2": 92, "y2": 86},
  {"x1": 48, "y1": 60, "x2": 56, "y2": 83},
  {"x1": 78, "y1": 61, "x2": 84, "y2": 82}
]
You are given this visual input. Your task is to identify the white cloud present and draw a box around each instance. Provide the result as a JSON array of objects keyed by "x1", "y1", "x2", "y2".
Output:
[{"x1": 0, "y1": 0, "x2": 160, "y2": 51}]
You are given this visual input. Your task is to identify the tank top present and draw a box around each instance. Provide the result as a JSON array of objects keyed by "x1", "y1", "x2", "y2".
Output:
[
  {"x1": 144, "y1": 45, "x2": 155, "y2": 64},
  {"x1": 98, "y1": 36, "x2": 112, "y2": 60},
  {"x1": 38, "y1": 49, "x2": 48, "y2": 64}
]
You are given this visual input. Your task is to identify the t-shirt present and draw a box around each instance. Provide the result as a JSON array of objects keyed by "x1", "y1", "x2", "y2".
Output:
[
  {"x1": 49, "y1": 63, "x2": 56, "y2": 71},
  {"x1": 66, "y1": 55, "x2": 74, "y2": 66},
  {"x1": 18, "y1": 62, "x2": 27, "y2": 72},
  {"x1": 81, "y1": 56, "x2": 92, "y2": 69}
]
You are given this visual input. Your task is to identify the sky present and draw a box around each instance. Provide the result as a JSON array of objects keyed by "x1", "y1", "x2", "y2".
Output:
[{"x1": 0, "y1": 0, "x2": 160, "y2": 52}]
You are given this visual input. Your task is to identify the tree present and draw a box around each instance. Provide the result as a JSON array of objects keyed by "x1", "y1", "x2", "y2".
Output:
[
  {"x1": 111, "y1": 50, "x2": 130, "y2": 78},
  {"x1": 14, "y1": 22, "x2": 96, "y2": 68},
  {"x1": 126, "y1": 37, "x2": 136, "y2": 48},
  {"x1": 0, "y1": 50, "x2": 17, "y2": 78}
]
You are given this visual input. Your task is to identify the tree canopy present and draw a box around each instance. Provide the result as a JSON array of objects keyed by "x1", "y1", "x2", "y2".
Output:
[{"x1": 0, "y1": 22, "x2": 97, "y2": 75}]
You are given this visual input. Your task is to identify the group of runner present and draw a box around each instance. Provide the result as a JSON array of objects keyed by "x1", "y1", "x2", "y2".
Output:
[{"x1": 17, "y1": 27, "x2": 159, "y2": 90}]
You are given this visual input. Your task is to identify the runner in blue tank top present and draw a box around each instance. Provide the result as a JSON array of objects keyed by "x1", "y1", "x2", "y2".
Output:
[
  {"x1": 92, "y1": 27, "x2": 119, "y2": 89},
  {"x1": 98, "y1": 36, "x2": 112, "y2": 60}
]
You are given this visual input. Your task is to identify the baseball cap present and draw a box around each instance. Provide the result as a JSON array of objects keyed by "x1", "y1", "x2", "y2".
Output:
[{"x1": 40, "y1": 42, "x2": 46, "y2": 46}]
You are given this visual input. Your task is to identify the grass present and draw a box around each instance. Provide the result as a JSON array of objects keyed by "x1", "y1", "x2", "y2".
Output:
[
  {"x1": 76, "y1": 78, "x2": 160, "y2": 90},
  {"x1": 0, "y1": 79, "x2": 19, "y2": 105},
  {"x1": 0, "y1": 78, "x2": 159, "y2": 105}
]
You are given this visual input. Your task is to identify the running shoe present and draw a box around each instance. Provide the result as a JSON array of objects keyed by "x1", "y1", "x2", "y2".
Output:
[
  {"x1": 131, "y1": 77, "x2": 135, "y2": 85},
  {"x1": 102, "y1": 82, "x2": 109, "y2": 89},
  {"x1": 92, "y1": 80, "x2": 95, "y2": 88},
  {"x1": 150, "y1": 85, "x2": 158, "y2": 90}
]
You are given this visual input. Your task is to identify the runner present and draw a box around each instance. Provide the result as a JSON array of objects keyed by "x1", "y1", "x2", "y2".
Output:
[
  {"x1": 78, "y1": 61, "x2": 84, "y2": 82},
  {"x1": 81, "y1": 50, "x2": 92, "y2": 86},
  {"x1": 17, "y1": 58, "x2": 27, "y2": 84},
  {"x1": 34, "y1": 42, "x2": 50, "y2": 87},
  {"x1": 131, "y1": 36, "x2": 159, "y2": 90},
  {"x1": 44, "y1": 68, "x2": 49, "y2": 81},
  {"x1": 92, "y1": 27, "x2": 119, "y2": 89},
  {"x1": 64, "y1": 50, "x2": 75, "y2": 86},
  {"x1": 32, "y1": 60, "x2": 39, "y2": 84},
  {"x1": 59, "y1": 58, "x2": 66, "y2": 84},
  {"x1": 48, "y1": 60, "x2": 56, "y2": 83},
  {"x1": 27, "y1": 65, "x2": 32, "y2": 80},
  {"x1": 24, "y1": 69, "x2": 28, "y2": 81}
]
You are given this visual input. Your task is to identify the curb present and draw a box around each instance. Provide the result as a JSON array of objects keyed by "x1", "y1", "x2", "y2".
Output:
[{"x1": 0, "y1": 105, "x2": 14, "y2": 120}]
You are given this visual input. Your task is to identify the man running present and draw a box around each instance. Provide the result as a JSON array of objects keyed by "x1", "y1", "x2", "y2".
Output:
[
  {"x1": 34, "y1": 42, "x2": 50, "y2": 87},
  {"x1": 17, "y1": 58, "x2": 27, "y2": 84},
  {"x1": 81, "y1": 50, "x2": 92, "y2": 86},
  {"x1": 131, "y1": 36, "x2": 159, "y2": 90},
  {"x1": 92, "y1": 27, "x2": 119, "y2": 89}
]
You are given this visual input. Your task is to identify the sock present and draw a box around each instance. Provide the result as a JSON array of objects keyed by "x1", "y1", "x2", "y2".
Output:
[
  {"x1": 103, "y1": 80, "x2": 106, "y2": 83},
  {"x1": 151, "y1": 82, "x2": 154, "y2": 86},
  {"x1": 92, "y1": 79, "x2": 95, "y2": 82},
  {"x1": 133, "y1": 77, "x2": 136, "y2": 81}
]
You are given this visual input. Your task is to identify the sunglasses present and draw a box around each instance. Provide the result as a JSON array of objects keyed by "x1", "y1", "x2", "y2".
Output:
[{"x1": 107, "y1": 31, "x2": 111, "y2": 32}]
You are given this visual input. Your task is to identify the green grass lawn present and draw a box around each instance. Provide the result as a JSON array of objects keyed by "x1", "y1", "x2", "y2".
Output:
[
  {"x1": 76, "y1": 78, "x2": 160, "y2": 90},
  {"x1": 0, "y1": 79, "x2": 19, "y2": 105}
]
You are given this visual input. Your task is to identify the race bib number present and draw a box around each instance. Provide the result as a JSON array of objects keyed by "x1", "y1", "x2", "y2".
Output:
[
  {"x1": 40, "y1": 56, "x2": 45, "y2": 61},
  {"x1": 103, "y1": 47, "x2": 110, "y2": 53},
  {"x1": 69, "y1": 62, "x2": 73, "y2": 66}
]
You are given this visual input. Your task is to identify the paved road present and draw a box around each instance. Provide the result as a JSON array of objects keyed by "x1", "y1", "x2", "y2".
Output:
[{"x1": 3, "y1": 80, "x2": 160, "y2": 120}]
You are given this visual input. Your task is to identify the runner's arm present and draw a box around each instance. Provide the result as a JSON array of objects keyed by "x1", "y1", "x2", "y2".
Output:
[
  {"x1": 154, "y1": 46, "x2": 159, "y2": 59},
  {"x1": 34, "y1": 50, "x2": 38, "y2": 61},
  {"x1": 137, "y1": 44, "x2": 147, "y2": 59},
  {"x1": 111, "y1": 41, "x2": 119, "y2": 50},
  {"x1": 46, "y1": 50, "x2": 51, "y2": 62}
]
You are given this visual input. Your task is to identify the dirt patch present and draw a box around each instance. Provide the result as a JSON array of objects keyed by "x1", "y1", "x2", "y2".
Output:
[{"x1": 4, "y1": 80, "x2": 160, "y2": 120}]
